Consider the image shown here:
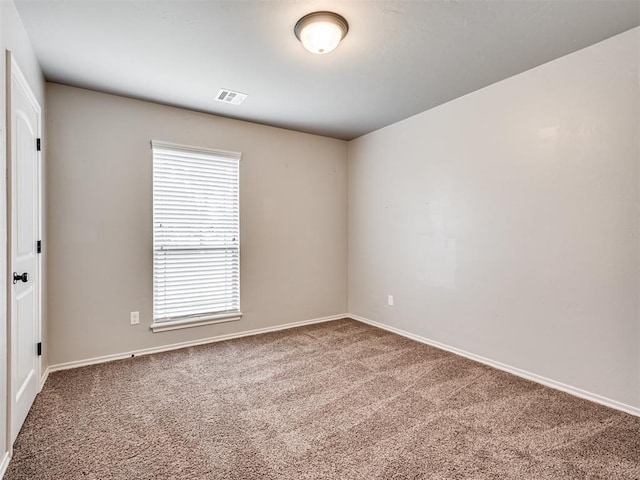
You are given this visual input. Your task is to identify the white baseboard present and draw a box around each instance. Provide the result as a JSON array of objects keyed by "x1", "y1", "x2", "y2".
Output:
[
  {"x1": 349, "y1": 314, "x2": 640, "y2": 418},
  {"x1": 0, "y1": 451, "x2": 11, "y2": 480},
  {"x1": 47, "y1": 313, "x2": 348, "y2": 374},
  {"x1": 43, "y1": 312, "x2": 639, "y2": 418}
]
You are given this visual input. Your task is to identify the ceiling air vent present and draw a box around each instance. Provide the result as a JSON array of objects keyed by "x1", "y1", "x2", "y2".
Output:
[{"x1": 216, "y1": 89, "x2": 247, "y2": 105}]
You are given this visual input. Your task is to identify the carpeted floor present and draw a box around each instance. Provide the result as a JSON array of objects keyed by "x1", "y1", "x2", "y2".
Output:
[{"x1": 5, "y1": 319, "x2": 640, "y2": 479}]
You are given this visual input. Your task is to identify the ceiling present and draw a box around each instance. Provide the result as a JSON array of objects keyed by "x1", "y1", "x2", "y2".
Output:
[{"x1": 14, "y1": 0, "x2": 640, "y2": 140}]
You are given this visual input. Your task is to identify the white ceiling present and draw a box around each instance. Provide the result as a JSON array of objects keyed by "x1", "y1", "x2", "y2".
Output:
[{"x1": 14, "y1": 0, "x2": 640, "y2": 140}]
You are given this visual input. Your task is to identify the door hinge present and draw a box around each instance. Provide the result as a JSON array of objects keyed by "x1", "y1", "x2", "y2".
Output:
[
  {"x1": 37, "y1": 240, "x2": 42, "y2": 254},
  {"x1": 36, "y1": 138, "x2": 41, "y2": 151},
  {"x1": 37, "y1": 342, "x2": 42, "y2": 356}
]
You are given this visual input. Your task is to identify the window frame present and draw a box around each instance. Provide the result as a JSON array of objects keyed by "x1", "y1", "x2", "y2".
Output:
[{"x1": 150, "y1": 140, "x2": 242, "y2": 333}]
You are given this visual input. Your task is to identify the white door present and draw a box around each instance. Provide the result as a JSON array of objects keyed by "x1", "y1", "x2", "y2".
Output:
[{"x1": 9, "y1": 55, "x2": 41, "y2": 444}]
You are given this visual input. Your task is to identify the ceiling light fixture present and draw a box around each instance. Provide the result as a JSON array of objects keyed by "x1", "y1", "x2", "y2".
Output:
[{"x1": 294, "y1": 11, "x2": 349, "y2": 55}]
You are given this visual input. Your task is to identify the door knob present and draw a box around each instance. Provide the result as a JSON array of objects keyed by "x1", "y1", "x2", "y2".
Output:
[{"x1": 13, "y1": 272, "x2": 28, "y2": 284}]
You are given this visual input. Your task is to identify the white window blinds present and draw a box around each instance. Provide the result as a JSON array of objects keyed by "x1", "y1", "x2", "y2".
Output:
[{"x1": 152, "y1": 141, "x2": 240, "y2": 324}]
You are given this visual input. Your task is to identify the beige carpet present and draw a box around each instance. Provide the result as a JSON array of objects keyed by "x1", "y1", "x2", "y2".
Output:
[{"x1": 5, "y1": 319, "x2": 640, "y2": 479}]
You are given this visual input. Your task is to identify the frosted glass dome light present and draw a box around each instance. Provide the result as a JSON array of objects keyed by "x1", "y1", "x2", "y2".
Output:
[{"x1": 295, "y1": 12, "x2": 349, "y2": 55}]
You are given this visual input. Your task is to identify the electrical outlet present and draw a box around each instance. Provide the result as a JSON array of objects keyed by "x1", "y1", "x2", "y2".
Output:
[
  {"x1": 388, "y1": 295, "x2": 394, "y2": 306},
  {"x1": 130, "y1": 311, "x2": 140, "y2": 325}
]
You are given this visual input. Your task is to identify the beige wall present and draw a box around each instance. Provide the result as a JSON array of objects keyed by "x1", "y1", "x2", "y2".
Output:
[
  {"x1": 46, "y1": 84, "x2": 348, "y2": 365},
  {"x1": 348, "y1": 28, "x2": 640, "y2": 408}
]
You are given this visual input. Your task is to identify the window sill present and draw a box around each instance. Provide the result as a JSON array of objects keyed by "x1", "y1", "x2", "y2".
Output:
[{"x1": 150, "y1": 312, "x2": 242, "y2": 333}]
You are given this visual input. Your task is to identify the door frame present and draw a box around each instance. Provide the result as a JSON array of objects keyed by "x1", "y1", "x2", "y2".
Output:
[{"x1": 5, "y1": 49, "x2": 43, "y2": 446}]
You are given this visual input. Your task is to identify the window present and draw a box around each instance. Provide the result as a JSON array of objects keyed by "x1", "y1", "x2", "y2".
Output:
[{"x1": 151, "y1": 141, "x2": 241, "y2": 332}]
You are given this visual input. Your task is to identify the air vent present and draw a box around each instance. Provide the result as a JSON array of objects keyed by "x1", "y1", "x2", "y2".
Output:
[{"x1": 216, "y1": 89, "x2": 247, "y2": 105}]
